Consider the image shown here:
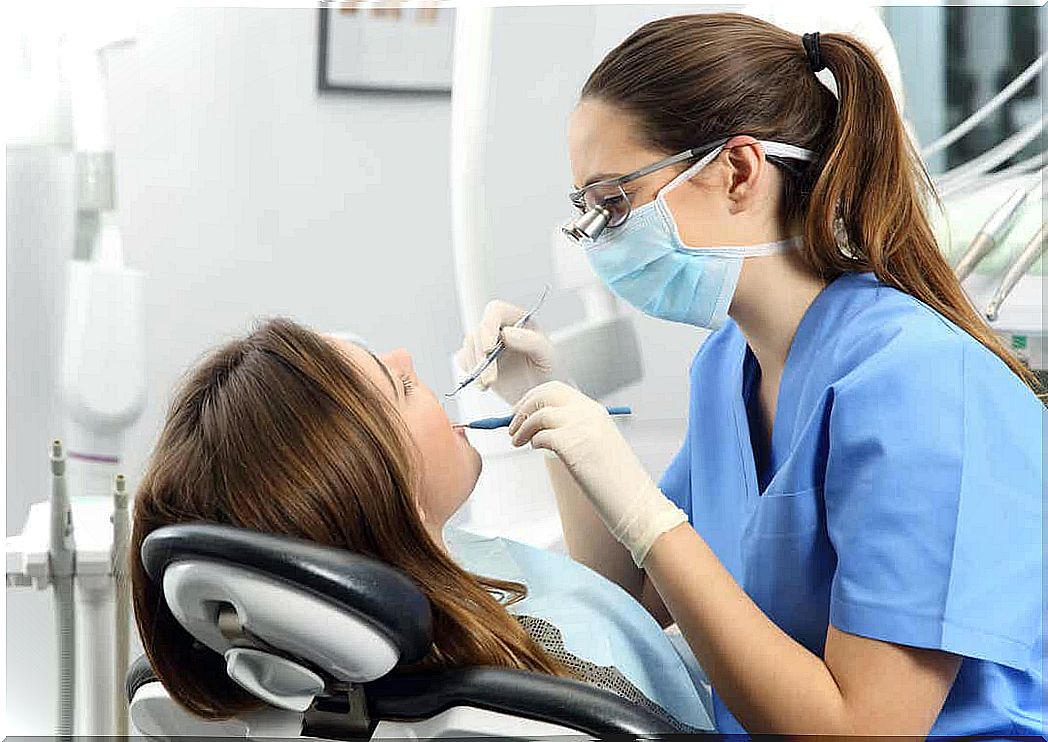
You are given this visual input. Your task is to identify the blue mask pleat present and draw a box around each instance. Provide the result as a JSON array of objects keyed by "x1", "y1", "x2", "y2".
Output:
[{"x1": 584, "y1": 197, "x2": 743, "y2": 330}]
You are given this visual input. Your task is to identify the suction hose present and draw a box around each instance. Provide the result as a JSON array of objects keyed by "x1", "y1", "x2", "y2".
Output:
[{"x1": 49, "y1": 440, "x2": 76, "y2": 738}]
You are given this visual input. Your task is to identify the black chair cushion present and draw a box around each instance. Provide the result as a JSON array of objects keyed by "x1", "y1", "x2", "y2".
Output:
[{"x1": 141, "y1": 522, "x2": 433, "y2": 663}]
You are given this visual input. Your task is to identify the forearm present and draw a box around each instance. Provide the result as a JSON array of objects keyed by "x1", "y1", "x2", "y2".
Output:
[
  {"x1": 544, "y1": 455, "x2": 644, "y2": 598},
  {"x1": 644, "y1": 524, "x2": 853, "y2": 734}
]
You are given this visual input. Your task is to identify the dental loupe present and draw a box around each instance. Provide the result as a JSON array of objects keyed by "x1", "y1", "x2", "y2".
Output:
[{"x1": 562, "y1": 205, "x2": 612, "y2": 243}]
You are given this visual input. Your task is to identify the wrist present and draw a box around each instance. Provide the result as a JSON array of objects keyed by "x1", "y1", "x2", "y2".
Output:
[{"x1": 609, "y1": 479, "x2": 688, "y2": 567}]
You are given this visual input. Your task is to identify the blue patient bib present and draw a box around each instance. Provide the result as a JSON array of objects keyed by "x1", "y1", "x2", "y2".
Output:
[{"x1": 445, "y1": 527, "x2": 714, "y2": 731}]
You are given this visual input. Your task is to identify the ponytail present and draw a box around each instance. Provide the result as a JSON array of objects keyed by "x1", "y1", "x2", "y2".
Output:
[
  {"x1": 581, "y1": 13, "x2": 1040, "y2": 394},
  {"x1": 808, "y1": 33, "x2": 1041, "y2": 392}
]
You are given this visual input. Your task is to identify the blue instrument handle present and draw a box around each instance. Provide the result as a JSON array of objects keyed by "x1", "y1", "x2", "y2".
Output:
[{"x1": 462, "y1": 405, "x2": 632, "y2": 430}]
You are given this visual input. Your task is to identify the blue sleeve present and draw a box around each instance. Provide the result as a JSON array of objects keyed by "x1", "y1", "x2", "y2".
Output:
[{"x1": 825, "y1": 335, "x2": 1043, "y2": 671}]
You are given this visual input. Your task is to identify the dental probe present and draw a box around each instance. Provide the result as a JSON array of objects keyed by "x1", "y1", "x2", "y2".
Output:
[
  {"x1": 455, "y1": 405, "x2": 632, "y2": 430},
  {"x1": 985, "y1": 224, "x2": 1047, "y2": 322},
  {"x1": 446, "y1": 284, "x2": 551, "y2": 398},
  {"x1": 954, "y1": 186, "x2": 1032, "y2": 281}
]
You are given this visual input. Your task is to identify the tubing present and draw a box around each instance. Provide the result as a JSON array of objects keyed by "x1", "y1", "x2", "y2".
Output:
[
  {"x1": 923, "y1": 52, "x2": 1047, "y2": 158},
  {"x1": 112, "y1": 474, "x2": 130, "y2": 737},
  {"x1": 935, "y1": 115, "x2": 1046, "y2": 195},
  {"x1": 942, "y1": 155, "x2": 1046, "y2": 200},
  {"x1": 49, "y1": 440, "x2": 76, "y2": 739}
]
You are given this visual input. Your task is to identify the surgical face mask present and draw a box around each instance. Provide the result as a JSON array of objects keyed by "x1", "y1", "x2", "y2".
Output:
[{"x1": 580, "y1": 141, "x2": 813, "y2": 330}]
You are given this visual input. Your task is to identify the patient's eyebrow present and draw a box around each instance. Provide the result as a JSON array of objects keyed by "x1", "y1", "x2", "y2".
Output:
[{"x1": 365, "y1": 349, "x2": 400, "y2": 401}]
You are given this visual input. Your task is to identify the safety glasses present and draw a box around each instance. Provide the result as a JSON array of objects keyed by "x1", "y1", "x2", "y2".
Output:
[{"x1": 564, "y1": 141, "x2": 725, "y2": 242}]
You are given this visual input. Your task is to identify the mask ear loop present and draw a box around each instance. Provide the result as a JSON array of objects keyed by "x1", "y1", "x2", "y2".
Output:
[
  {"x1": 657, "y1": 140, "x2": 815, "y2": 252},
  {"x1": 656, "y1": 140, "x2": 814, "y2": 203}
]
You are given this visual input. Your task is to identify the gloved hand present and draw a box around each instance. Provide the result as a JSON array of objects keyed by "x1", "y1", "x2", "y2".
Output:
[
  {"x1": 507, "y1": 381, "x2": 688, "y2": 566},
  {"x1": 455, "y1": 299, "x2": 565, "y2": 406}
]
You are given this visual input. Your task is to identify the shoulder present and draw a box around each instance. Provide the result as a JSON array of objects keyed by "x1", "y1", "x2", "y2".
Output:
[
  {"x1": 818, "y1": 274, "x2": 1007, "y2": 396},
  {"x1": 819, "y1": 275, "x2": 1043, "y2": 450}
]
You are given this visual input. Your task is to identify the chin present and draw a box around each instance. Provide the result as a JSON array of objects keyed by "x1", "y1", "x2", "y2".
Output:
[{"x1": 465, "y1": 443, "x2": 483, "y2": 486}]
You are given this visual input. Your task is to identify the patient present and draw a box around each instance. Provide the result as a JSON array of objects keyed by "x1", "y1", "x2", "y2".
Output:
[{"x1": 130, "y1": 317, "x2": 712, "y2": 730}]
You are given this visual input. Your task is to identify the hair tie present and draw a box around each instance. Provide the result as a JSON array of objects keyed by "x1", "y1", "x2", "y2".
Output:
[{"x1": 802, "y1": 32, "x2": 825, "y2": 73}]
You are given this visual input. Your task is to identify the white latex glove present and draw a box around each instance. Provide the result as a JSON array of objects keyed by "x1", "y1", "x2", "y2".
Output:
[
  {"x1": 455, "y1": 299, "x2": 564, "y2": 406},
  {"x1": 507, "y1": 381, "x2": 688, "y2": 566}
]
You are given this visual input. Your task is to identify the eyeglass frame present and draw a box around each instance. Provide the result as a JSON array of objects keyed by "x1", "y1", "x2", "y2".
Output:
[
  {"x1": 566, "y1": 137, "x2": 808, "y2": 232},
  {"x1": 567, "y1": 140, "x2": 727, "y2": 220}
]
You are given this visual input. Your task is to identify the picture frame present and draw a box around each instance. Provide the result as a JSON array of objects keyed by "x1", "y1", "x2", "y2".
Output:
[{"x1": 317, "y1": 2, "x2": 455, "y2": 95}]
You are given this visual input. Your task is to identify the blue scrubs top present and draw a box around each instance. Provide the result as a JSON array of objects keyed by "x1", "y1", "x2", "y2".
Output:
[{"x1": 659, "y1": 272, "x2": 1044, "y2": 736}]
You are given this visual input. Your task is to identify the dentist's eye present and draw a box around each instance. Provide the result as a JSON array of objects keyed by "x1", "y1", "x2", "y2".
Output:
[{"x1": 400, "y1": 374, "x2": 416, "y2": 396}]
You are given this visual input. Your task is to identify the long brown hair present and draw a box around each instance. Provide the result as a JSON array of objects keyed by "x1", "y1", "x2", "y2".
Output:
[
  {"x1": 582, "y1": 12, "x2": 1039, "y2": 391},
  {"x1": 131, "y1": 317, "x2": 568, "y2": 721}
]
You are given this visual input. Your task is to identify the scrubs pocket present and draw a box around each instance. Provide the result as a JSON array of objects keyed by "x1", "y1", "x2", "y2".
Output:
[{"x1": 750, "y1": 486, "x2": 822, "y2": 537}]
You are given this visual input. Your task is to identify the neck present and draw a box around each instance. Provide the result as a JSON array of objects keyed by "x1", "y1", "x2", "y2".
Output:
[
  {"x1": 425, "y1": 519, "x2": 448, "y2": 553},
  {"x1": 729, "y1": 250, "x2": 827, "y2": 378}
]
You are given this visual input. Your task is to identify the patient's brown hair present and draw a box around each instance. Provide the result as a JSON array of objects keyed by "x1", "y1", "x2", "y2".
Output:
[{"x1": 131, "y1": 317, "x2": 568, "y2": 720}]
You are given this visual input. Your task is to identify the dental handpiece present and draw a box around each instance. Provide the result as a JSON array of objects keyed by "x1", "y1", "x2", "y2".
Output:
[
  {"x1": 954, "y1": 187, "x2": 1031, "y2": 282},
  {"x1": 455, "y1": 405, "x2": 632, "y2": 430},
  {"x1": 985, "y1": 224, "x2": 1047, "y2": 321}
]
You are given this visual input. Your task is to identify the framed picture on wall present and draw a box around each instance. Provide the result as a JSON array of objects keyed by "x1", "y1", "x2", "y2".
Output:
[{"x1": 317, "y1": 1, "x2": 455, "y2": 94}]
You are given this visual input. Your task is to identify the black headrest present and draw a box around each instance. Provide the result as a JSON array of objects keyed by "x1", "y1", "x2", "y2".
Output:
[{"x1": 142, "y1": 522, "x2": 433, "y2": 663}]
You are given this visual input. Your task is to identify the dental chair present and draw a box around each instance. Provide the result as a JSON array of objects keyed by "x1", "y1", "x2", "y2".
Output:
[{"x1": 126, "y1": 523, "x2": 687, "y2": 739}]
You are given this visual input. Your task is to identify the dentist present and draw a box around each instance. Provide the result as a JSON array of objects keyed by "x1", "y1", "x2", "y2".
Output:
[{"x1": 457, "y1": 13, "x2": 1044, "y2": 737}]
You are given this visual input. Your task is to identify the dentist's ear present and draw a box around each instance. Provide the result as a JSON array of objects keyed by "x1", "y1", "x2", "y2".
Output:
[{"x1": 723, "y1": 135, "x2": 766, "y2": 214}]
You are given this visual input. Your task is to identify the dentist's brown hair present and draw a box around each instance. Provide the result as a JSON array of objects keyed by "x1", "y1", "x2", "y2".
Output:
[
  {"x1": 582, "y1": 12, "x2": 1039, "y2": 391},
  {"x1": 130, "y1": 317, "x2": 568, "y2": 721}
]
